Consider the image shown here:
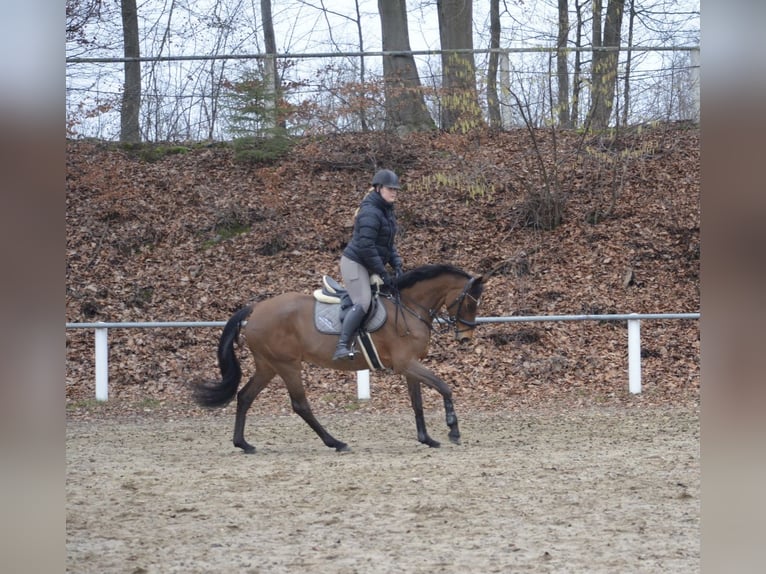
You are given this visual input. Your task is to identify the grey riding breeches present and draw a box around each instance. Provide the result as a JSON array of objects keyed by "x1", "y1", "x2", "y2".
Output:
[{"x1": 339, "y1": 255, "x2": 372, "y2": 312}]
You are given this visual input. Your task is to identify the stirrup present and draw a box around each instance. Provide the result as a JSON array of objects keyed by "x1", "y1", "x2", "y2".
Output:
[{"x1": 332, "y1": 345, "x2": 355, "y2": 361}]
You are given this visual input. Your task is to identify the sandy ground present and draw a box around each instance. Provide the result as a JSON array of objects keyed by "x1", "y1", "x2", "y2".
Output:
[{"x1": 67, "y1": 406, "x2": 699, "y2": 573}]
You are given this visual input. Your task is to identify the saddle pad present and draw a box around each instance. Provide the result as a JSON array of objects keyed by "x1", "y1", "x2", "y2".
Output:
[{"x1": 314, "y1": 301, "x2": 387, "y2": 335}]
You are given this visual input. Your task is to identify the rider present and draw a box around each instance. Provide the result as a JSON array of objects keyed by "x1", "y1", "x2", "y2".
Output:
[{"x1": 332, "y1": 169, "x2": 404, "y2": 361}]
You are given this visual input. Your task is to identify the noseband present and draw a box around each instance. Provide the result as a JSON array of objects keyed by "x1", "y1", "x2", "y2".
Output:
[{"x1": 445, "y1": 277, "x2": 480, "y2": 338}]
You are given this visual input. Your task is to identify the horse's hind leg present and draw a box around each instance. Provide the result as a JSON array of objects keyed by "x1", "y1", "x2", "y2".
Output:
[
  {"x1": 233, "y1": 365, "x2": 276, "y2": 454},
  {"x1": 277, "y1": 363, "x2": 350, "y2": 452}
]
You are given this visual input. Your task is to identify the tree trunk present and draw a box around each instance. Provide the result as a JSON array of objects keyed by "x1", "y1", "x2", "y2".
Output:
[
  {"x1": 621, "y1": 0, "x2": 635, "y2": 126},
  {"x1": 436, "y1": 0, "x2": 484, "y2": 132},
  {"x1": 377, "y1": 0, "x2": 434, "y2": 133},
  {"x1": 120, "y1": 0, "x2": 141, "y2": 143},
  {"x1": 557, "y1": 0, "x2": 571, "y2": 128},
  {"x1": 261, "y1": 0, "x2": 282, "y2": 131},
  {"x1": 592, "y1": 0, "x2": 602, "y2": 50},
  {"x1": 588, "y1": 0, "x2": 625, "y2": 130},
  {"x1": 571, "y1": 0, "x2": 584, "y2": 127},
  {"x1": 353, "y1": 0, "x2": 369, "y2": 132},
  {"x1": 487, "y1": 0, "x2": 502, "y2": 129}
]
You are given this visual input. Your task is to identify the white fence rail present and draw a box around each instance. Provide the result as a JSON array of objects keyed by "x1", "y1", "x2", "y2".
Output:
[{"x1": 65, "y1": 313, "x2": 699, "y2": 401}]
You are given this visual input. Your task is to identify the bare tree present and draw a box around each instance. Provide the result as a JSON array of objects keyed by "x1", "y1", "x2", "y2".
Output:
[
  {"x1": 436, "y1": 0, "x2": 484, "y2": 132},
  {"x1": 66, "y1": 0, "x2": 102, "y2": 45},
  {"x1": 308, "y1": 1, "x2": 372, "y2": 131},
  {"x1": 377, "y1": 0, "x2": 435, "y2": 133},
  {"x1": 66, "y1": 0, "x2": 699, "y2": 140},
  {"x1": 120, "y1": 0, "x2": 141, "y2": 142},
  {"x1": 261, "y1": 0, "x2": 281, "y2": 130},
  {"x1": 588, "y1": 0, "x2": 625, "y2": 130},
  {"x1": 621, "y1": 0, "x2": 636, "y2": 126},
  {"x1": 486, "y1": 0, "x2": 502, "y2": 129},
  {"x1": 556, "y1": 0, "x2": 571, "y2": 128},
  {"x1": 353, "y1": 0, "x2": 369, "y2": 131},
  {"x1": 571, "y1": 0, "x2": 586, "y2": 127}
]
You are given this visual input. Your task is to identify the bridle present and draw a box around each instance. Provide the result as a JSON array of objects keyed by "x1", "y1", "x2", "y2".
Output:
[
  {"x1": 444, "y1": 277, "x2": 480, "y2": 338},
  {"x1": 390, "y1": 276, "x2": 480, "y2": 339}
]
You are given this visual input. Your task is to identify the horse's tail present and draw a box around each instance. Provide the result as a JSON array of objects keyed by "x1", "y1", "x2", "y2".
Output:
[{"x1": 194, "y1": 304, "x2": 253, "y2": 408}]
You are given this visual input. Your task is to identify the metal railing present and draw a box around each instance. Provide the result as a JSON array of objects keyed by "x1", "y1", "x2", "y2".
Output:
[
  {"x1": 66, "y1": 312, "x2": 699, "y2": 401},
  {"x1": 66, "y1": 45, "x2": 700, "y2": 141}
]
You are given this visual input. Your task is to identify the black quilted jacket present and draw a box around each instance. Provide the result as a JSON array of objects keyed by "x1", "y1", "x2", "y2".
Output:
[{"x1": 342, "y1": 191, "x2": 402, "y2": 277}]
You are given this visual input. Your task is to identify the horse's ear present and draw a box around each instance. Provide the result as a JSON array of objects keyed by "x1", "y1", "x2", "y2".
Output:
[{"x1": 468, "y1": 275, "x2": 484, "y2": 295}]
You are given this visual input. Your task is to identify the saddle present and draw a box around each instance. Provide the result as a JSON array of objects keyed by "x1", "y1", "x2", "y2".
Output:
[{"x1": 312, "y1": 274, "x2": 387, "y2": 335}]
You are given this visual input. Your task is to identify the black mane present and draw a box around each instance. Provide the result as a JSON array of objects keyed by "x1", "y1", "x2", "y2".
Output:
[{"x1": 396, "y1": 264, "x2": 473, "y2": 290}]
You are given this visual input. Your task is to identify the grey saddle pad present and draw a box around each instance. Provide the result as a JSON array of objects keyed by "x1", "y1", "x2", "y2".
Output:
[{"x1": 314, "y1": 301, "x2": 387, "y2": 335}]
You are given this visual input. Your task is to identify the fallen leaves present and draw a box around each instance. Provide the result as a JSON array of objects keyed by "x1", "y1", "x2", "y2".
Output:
[{"x1": 66, "y1": 125, "x2": 699, "y2": 419}]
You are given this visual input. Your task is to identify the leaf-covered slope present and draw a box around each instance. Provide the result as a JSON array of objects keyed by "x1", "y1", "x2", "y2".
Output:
[{"x1": 66, "y1": 125, "x2": 699, "y2": 417}]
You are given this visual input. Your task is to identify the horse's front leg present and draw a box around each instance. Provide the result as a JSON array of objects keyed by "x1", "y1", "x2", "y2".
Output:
[
  {"x1": 404, "y1": 362, "x2": 461, "y2": 446},
  {"x1": 406, "y1": 377, "x2": 440, "y2": 447},
  {"x1": 442, "y1": 395, "x2": 461, "y2": 445}
]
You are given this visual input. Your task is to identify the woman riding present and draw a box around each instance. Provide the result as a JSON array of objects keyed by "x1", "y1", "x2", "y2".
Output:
[{"x1": 332, "y1": 168, "x2": 404, "y2": 361}]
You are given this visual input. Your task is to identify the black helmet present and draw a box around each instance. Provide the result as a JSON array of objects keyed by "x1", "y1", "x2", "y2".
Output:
[{"x1": 371, "y1": 169, "x2": 400, "y2": 189}]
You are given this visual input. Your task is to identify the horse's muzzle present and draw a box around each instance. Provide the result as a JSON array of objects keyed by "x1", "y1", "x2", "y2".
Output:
[{"x1": 456, "y1": 330, "x2": 475, "y2": 344}]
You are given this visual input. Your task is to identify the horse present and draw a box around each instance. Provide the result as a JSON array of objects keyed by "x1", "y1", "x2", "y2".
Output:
[{"x1": 194, "y1": 263, "x2": 484, "y2": 453}]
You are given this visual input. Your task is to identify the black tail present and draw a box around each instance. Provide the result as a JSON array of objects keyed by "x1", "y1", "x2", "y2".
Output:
[{"x1": 194, "y1": 305, "x2": 253, "y2": 408}]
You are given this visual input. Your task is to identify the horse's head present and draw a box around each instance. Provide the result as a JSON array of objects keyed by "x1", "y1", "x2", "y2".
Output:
[{"x1": 446, "y1": 275, "x2": 484, "y2": 343}]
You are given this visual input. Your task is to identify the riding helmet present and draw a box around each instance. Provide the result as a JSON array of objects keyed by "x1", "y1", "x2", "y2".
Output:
[{"x1": 371, "y1": 169, "x2": 401, "y2": 189}]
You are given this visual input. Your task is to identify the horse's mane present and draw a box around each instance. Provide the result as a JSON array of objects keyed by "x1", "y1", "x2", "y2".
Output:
[{"x1": 396, "y1": 264, "x2": 475, "y2": 291}]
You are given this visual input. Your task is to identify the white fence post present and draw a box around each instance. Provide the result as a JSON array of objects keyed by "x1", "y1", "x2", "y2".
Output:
[
  {"x1": 628, "y1": 314, "x2": 641, "y2": 394},
  {"x1": 357, "y1": 370, "x2": 370, "y2": 400},
  {"x1": 95, "y1": 324, "x2": 109, "y2": 401}
]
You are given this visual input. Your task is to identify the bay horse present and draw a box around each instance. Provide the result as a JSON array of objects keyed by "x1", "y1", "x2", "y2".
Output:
[{"x1": 194, "y1": 264, "x2": 484, "y2": 453}]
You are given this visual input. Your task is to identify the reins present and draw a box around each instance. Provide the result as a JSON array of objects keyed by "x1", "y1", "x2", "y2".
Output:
[
  {"x1": 381, "y1": 289, "x2": 421, "y2": 338},
  {"x1": 385, "y1": 276, "x2": 479, "y2": 339}
]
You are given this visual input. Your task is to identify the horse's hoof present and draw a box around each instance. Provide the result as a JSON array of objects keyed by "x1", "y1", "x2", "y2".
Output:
[
  {"x1": 449, "y1": 436, "x2": 461, "y2": 446},
  {"x1": 235, "y1": 441, "x2": 256, "y2": 454},
  {"x1": 335, "y1": 443, "x2": 351, "y2": 453}
]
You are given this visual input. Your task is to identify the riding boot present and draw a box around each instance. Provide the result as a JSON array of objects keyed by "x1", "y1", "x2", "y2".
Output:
[{"x1": 332, "y1": 304, "x2": 366, "y2": 361}]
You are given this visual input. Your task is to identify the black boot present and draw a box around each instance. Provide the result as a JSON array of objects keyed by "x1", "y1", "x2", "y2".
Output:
[{"x1": 332, "y1": 304, "x2": 366, "y2": 361}]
